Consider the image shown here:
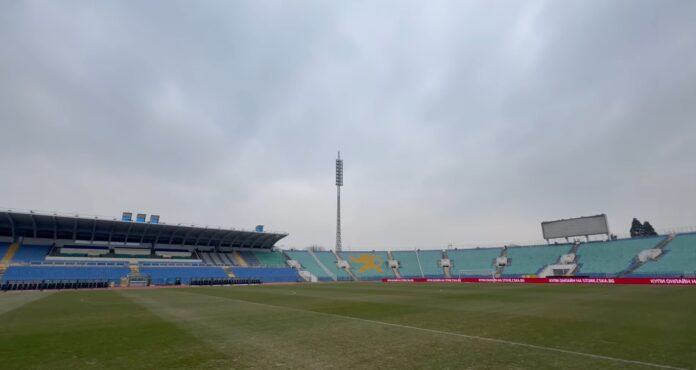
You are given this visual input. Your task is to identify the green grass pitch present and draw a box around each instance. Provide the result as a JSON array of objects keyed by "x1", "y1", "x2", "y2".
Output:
[{"x1": 0, "y1": 282, "x2": 694, "y2": 369}]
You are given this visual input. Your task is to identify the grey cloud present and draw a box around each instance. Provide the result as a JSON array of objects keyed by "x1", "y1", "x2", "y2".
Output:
[{"x1": 1, "y1": 0, "x2": 695, "y2": 249}]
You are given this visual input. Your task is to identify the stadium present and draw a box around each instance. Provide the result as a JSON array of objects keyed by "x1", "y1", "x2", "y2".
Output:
[
  {"x1": 1, "y1": 208, "x2": 695, "y2": 369},
  {"x1": 3, "y1": 1, "x2": 696, "y2": 369}
]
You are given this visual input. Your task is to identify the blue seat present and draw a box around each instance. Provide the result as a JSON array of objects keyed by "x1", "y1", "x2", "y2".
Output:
[
  {"x1": 2, "y1": 266, "x2": 129, "y2": 283},
  {"x1": 231, "y1": 267, "x2": 300, "y2": 283},
  {"x1": 12, "y1": 245, "x2": 51, "y2": 262},
  {"x1": 139, "y1": 266, "x2": 229, "y2": 285},
  {"x1": 239, "y1": 251, "x2": 260, "y2": 266}
]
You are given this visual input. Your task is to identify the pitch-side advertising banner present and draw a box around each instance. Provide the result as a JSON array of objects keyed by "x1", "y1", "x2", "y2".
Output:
[{"x1": 381, "y1": 277, "x2": 696, "y2": 285}]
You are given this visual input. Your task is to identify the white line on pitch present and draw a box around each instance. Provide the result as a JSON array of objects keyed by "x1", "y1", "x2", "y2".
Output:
[{"x1": 186, "y1": 292, "x2": 687, "y2": 370}]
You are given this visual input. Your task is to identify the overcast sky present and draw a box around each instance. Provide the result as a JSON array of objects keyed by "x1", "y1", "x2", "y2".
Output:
[{"x1": 1, "y1": 0, "x2": 695, "y2": 250}]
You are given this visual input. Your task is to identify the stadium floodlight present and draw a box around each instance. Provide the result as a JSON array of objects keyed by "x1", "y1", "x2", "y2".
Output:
[{"x1": 336, "y1": 151, "x2": 343, "y2": 252}]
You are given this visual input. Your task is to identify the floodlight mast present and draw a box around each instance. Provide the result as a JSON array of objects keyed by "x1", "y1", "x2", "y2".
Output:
[{"x1": 336, "y1": 151, "x2": 343, "y2": 252}]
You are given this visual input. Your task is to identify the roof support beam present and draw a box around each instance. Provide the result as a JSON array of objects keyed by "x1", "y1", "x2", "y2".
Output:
[
  {"x1": 214, "y1": 230, "x2": 235, "y2": 248},
  {"x1": 192, "y1": 228, "x2": 208, "y2": 246},
  {"x1": 154, "y1": 227, "x2": 164, "y2": 246},
  {"x1": 123, "y1": 222, "x2": 134, "y2": 244},
  {"x1": 29, "y1": 213, "x2": 38, "y2": 238},
  {"x1": 107, "y1": 222, "x2": 116, "y2": 245},
  {"x1": 206, "y1": 228, "x2": 224, "y2": 247},
  {"x1": 181, "y1": 228, "x2": 195, "y2": 247},
  {"x1": 139, "y1": 224, "x2": 151, "y2": 245},
  {"x1": 236, "y1": 232, "x2": 258, "y2": 250},
  {"x1": 90, "y1": 218, "x2": 97, "y2": 243},
  {"x1": 5, "y1": 213, "x2": 15, "y2": 240},
  {"x1": 168, "y1": 226, "x2": 182, "y2": 245},
  {"x1": 256, "y1": 233, "x2": 279, "y2": 249},
  {"x1": 224, "y1": 232, "x2": 247, "y2": 249}
]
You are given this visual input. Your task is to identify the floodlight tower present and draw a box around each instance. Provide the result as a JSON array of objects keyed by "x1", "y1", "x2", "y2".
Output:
[{"x1": 335, "y1": 151, "x2": 343, "y2": 252}]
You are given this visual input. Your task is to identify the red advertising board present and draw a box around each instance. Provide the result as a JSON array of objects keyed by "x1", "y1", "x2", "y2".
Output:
[{"x1": 381, "y1": 277, "x2": 696, "y2": 285}]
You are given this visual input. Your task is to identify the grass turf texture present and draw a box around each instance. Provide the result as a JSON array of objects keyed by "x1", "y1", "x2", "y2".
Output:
[{"x1": 0, "y1": 283, "x2": 694, "y2": 369}]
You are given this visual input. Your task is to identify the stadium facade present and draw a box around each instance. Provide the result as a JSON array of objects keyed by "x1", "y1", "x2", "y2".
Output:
[{"x1": 0, "y1": 210, "x2": 695, "y2": 290}]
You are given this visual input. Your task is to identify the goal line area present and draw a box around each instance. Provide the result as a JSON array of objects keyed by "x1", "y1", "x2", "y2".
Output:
[{"x1": 457, "y1": 269, "x2": 496, "y2": 279}]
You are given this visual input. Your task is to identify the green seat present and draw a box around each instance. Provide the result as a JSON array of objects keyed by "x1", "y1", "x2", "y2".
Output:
[
  {"x1": 391, "y1": 251, "x2": 422, "y2": 277},
  {"x1": 577, "y1": 237, "x2": 664, "y2": 276},
  {"x1": 253, "y1": 251, "x2": 288, "y2": 267},
  {"x1": 338, "y1": 251, "x2": 392, "y2": 279},
  {"x1": 448, "y1": 248, "x2": 501, "y2": 276},
  {"x1": 284, "y1": 251, "x2": 331, "y2": 280},
  {"x1": 503, "y1": 245, "x2": 571, "y2": 276},
  {"x1": 417, "y1": 250, "x2": 445, "y2": 277},
  {"x1": 633, "y1": 234, "x2": 696, "y2": 276}
]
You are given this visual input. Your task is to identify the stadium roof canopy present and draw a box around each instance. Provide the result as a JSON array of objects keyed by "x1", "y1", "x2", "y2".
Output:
[{"x1": 0, "y1": 210, "x2": 287, "y2": 249}]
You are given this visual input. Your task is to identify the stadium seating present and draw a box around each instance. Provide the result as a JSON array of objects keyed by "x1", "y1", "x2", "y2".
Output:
[
  {"x1": 212, "y1": 252, "x2": 230, "y2": 266},
  {"x1": 314, "y1": 251, "x2": 352, "y2": 280},
  {"x1": 218, "y1": 252, "x2": 237, "y2": 265},
  {"x1": 219, "y1": 252, "x2": 237, "y2": 266},
  {"x1": 391, "y1": 251, "x2": 423, "y2": 277},
  {"x1": 36, "y1": 260, "x2": 128, "y2": 266},
  {"x1": 230, "y1": 267, "x2": 300, "y2": 283},
  {"x1": 631, "y1": 233, "x2": 696, "y2": 277},
  {"x1": 139, "y1": 266, "x2": 229, "y2": 285},
  {"x1": 2, "y1": 265, "x2": 129, "y2": 283},
  {"x1": 502, "y1": 244, "x2": 572, "y2": 277},
  {"x1": 5, "y1": 234, "x2": 694, "y2": 285},
  {"x1": 447, "y1": 248, "x2": 501, "y2": 277},
  {"x1": 199, "y1": 252, "x2": 216, "y2": 265},
  {"x1": 253, "y1": 250, "x2": 288, "y2": 267},
  {"x1": 417, "y1": 250, "x2": 446, "y2": 277},
  {"x1": 198, "y1": 251, "x2": 237, "y2": 266},
  {"x1": 139, "y1": 261, "x2": 206, "y2": 267},
  {"x1": 0, "y1": 243, "x2": 10, "y2": 260},
  {"x1": 576, "y1": 236, "x2": 665, "y2": 276},
  {"x1": 338, "y1": 251, "x2": 392, "y2": 280},
  {"x1": 11, "y1": 244, "x2": 51, "y2": 262},
  {"x1": 239, "y1": 251, "x2": 260, "y2": 266},
  {"x1": 284, "y1": 250, "x2": 333, "y2": 281}
]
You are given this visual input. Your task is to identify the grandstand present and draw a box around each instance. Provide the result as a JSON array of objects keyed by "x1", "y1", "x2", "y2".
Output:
[
  {"x1": 501, "y1": 244, "x2": 571, "y2": 277},
  {"x1": 447, "y1": 248, "x2": 501, "y2": 277},
  {"x1": 253, "y1": 250, "x2": 289, "y2": 267},
  {"x1": 631, "y1": 233, "x2": 696, "y2": 277},
  {"x1": 0, "y1": 210, "x2": 297, "y2": 287},
  {"x1": 284, "y1": 250, "x2": 334, "y2": 281},
  {"x1": 140, "y1": 265, "x2": 230, "y2": 285},
  {"x1": 338, "y1": 251, "x2": 392, "y2": 279},
  {"x1": 314, "y1": 251, "x2": 352, "y2": 280},
  {"x1": 390, "y1": 250, "x2": 423, "y2": 277},
  {"x1": 414, "y1": 250, "x2": 446, "y2": 277},
  {"x1": 575, "y1": 236, "x2": 665, "y2": 276},
  {"x1": 3, "y1": 265, "x2": 129, "y2": 283},
  {"x1": 2, "y1": 209, "x2": 696, "y2": 287},
  {"x1": 231, "y1": 267, "x2": 301, "y2": 283}
]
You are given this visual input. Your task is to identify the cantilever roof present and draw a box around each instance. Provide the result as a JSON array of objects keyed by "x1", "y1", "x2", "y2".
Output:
[{"x1": 0, "y1": 210, "x2": 287, "y2": 249}]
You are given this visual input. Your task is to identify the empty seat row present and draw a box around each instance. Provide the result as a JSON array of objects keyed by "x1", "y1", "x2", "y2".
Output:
[
  {"x1": 632, "y1": 234, "x2": 696, "y2": 276},
  {"x1": 2, "y1": 266, "x2": 129, "y2": 283},
  {"x1": 231, "y1": 267, "x2": 301, "y2": 283},
  {"x1": 577, "y1": 237, "x2": 665, "y2": 276},
  {"x1": 139, "y1": 266, "x2": 229, "y2": 285},
  {"x1": 502, "y1": 244, "x2": 571, "y2": 277}
]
